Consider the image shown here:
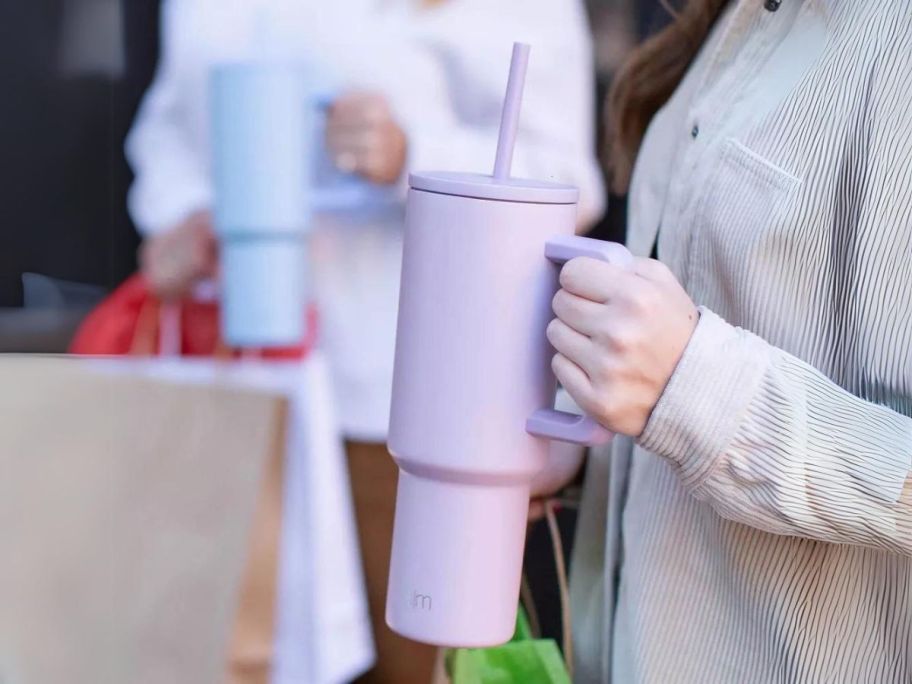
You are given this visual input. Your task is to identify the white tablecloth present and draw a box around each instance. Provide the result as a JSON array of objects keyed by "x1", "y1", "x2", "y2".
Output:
[{"x1": 92, "y1": 354, "x2": 374, "y2": 684}]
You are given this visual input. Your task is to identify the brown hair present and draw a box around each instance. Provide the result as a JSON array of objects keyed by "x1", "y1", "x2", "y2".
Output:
[{"x1": 606, "y1": 0, "x2": 728, "y2": 193}]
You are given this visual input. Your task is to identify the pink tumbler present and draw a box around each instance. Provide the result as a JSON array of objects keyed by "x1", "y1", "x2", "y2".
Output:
[{"x1": 386, "y1": 44, "x2": 632, "y2": 647}]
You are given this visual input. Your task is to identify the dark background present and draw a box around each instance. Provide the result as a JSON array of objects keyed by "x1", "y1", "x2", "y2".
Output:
[{"x1": 0, "y1": 0, "x2": 158, "y2": 307}]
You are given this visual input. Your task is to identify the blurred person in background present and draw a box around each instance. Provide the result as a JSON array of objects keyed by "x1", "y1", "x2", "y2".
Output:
[
  {"x1": 126, "y1": 1, "x2": 604, "y2": 681},
  {"x1": 529, "y1": 1, "x2": 912, "y2": 681}
]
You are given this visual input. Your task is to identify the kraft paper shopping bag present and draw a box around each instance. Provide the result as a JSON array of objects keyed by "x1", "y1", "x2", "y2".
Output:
[{"x1": 0, "y1": 356, "x2": 286, "y2": 684}]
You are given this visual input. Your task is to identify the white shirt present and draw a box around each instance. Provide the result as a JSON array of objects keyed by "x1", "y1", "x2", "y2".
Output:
[{"x1": 126, "y1": 0, "x2": 605, "y2": 440}]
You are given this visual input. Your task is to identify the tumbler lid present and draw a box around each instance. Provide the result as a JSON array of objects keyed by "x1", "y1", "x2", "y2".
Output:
[{"x1": 409, "y1": 171, "x2": 578, "y2": 205}]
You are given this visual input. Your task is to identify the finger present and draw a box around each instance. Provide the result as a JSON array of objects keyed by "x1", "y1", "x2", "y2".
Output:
[
  {"x1": 546, "y1": 318, "x2": 595, "y2": 370},
  {"x1": 325, "y1": 138, "x2": 372, "y2": 175},
  {"x1": 146, "y1": 251, "x2": 193, "y2": 301},
  {"x1": 333, "y1": 148, "x2": 388, "y2": 181},
  {"x1": 326, "y1": 129, "x2": 380, "y2": 155},
  {"x1": 551, "y1": 352, "x2": 595, "y2": 412},
  {"x1": 552, "y1": 288, "x2": 604, "y2": 337},
  {"x1": 328, "y1": 93, "x2": 387, "y2": 126},
  {"x1": 332, "y1": 151, "x2": 358, "y2": 174},
  {"x1": 359, "y1": 149, "x2": 391, "y2": 182},
  {"x1": 632, "y1": 257, "x2": 673, "y2": 283},
  {"x1": 195, "y1": 231, "x2": 220, "y2": 278},
  {"x1": 559, "y1": 257, "x2": 629, "y2": 303},
  {"x1": 325, "y1": 121, "x2": 380, "y2": 139},
  {"x1": 328, "y1": 92, "x2": 372, "y2": 116},
  {"x1": 330, "y1": 109, "x2": 387, "y2": 130}
]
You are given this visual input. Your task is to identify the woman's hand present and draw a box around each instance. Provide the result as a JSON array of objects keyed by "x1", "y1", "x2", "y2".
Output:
[
  {"x1": 547, "y1": 257, "x2": 699, "y2": 437},
  {"x1": 139, "y1": 211, "x2": 217, "y2": 301},
  {"x1": 326, "y1": 92, "x2": 408, "y2": 185}
]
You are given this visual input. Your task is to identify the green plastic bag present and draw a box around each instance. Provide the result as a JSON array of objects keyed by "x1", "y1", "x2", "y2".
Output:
[{"x1": 445, "y1": 607, "x2": 571, "y2": 684}]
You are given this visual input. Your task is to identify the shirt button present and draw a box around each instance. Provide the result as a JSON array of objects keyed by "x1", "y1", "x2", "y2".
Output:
[
  {"x1": 691, "y1": 124, "x2": 700, "y2": 139},
  {"x1": 764, "y1": 0, "x2": 782, "y2": 10}
]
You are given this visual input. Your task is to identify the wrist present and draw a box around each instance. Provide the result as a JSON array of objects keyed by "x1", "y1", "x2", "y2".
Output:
[{"x1": 637, "y1": 308, "x2": 770, "y2": 488}]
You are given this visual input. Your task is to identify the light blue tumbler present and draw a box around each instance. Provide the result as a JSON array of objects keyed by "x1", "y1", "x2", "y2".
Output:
[{"x1": 210, "y1": 61, "x2": 315, "y2": 348}]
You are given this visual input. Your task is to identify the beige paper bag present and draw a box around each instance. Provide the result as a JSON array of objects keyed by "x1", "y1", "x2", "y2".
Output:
[{"x1": 0, "y1": 357, "x2": 286, "y2": 684}]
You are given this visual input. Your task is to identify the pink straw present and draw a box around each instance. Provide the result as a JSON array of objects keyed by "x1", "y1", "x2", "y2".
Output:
[{"x1": 492, "y1": 43, "x2": 531, "y2": 180}]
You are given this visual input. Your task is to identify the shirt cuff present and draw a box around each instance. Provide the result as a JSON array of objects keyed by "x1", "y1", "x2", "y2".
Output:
[{"x1": 637, "y1": 307, "x2": 771, "y2": 490}]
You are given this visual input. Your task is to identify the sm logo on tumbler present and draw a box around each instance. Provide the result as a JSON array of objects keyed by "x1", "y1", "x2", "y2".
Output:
[{"x1": 411, "y1": 591, "x2": 432, "y2": 611}]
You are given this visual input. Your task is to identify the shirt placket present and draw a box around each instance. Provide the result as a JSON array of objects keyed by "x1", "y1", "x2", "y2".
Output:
[{"x1": 658, "y1": 1, "x2": 778, "y2": 289}]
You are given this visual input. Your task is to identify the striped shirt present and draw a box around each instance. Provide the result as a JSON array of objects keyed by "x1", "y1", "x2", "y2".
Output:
[{"x1": 570, "y1": 1, "x2": 912, "y2": 681}]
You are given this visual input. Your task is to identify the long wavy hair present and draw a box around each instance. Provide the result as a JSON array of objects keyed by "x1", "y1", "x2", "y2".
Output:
[{"x1": 606, "y1": 0, "x2": 729, "y2": 193}]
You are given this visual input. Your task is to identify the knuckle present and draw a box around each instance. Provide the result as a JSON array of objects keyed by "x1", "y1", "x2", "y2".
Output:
[
  {"x1": 578, "y1": 388, "x2": 612, "y2": 426},
  {"x1": 607, "y1": 326, "x2": 636, "y2": 353},
  {"x1": 551, "y1": 288, "x2": 568, "y2": 314},
  {"x1": 590, "y1": 354, "x2": 616, "y2": 385},
  {"x1": 550, "y1": 352, "x2": 564, "y2": 375},
  {"x1": 596, "y1": 397, "x2": 621, "y2": 426},
  {"x1": 652, "y1": 259, "x2": 672, "y2": 279},
  {"x1": 559, "y1": 260, "x2": 585, "y2": 292},
  {"x1": 579, "y1": 396, "x2": 603, "y2": 421},
  {"x1": 571, "y1": 294, "x2": 591, "y2": 320},
  {"x1": 555, "y1": 289, "x2": 584, "y2": 320},
  {"x1": 546, "y1": 318, "x2": 561, "y2": 342},
  {"x1": 626, "y1": 285, "x2": 656, "y2": 314},
  {"x1": 592, "y1": 320, "x2": 613, "y2": 345},
  {"x1": 625, "y1": 289, "x2": 645, "y2": 312}
]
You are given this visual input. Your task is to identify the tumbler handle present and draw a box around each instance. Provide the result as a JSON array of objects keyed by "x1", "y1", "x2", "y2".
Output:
[{"x1": 525, "y1": 235, "x2": 634, "y2": 446}]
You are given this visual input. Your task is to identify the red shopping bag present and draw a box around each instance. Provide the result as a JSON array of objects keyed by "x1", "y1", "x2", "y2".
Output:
[{"x1": 69, "y1": 274, "x2": 317, "y2": 359}]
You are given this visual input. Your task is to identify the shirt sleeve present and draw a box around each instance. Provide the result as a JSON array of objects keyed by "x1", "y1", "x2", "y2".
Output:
[
  {"x1": 638, "y1": 30, "x2": 912, "y2": 556},
  {"x1": 396, "y1": 0, "x2": 606, "y2": 231},
  {"x1": 125, "y1": 0, "x2": 212, "y2": 236},
  {"x1": 639, "y1": 309, "x2": 911, "y2": 556}
]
